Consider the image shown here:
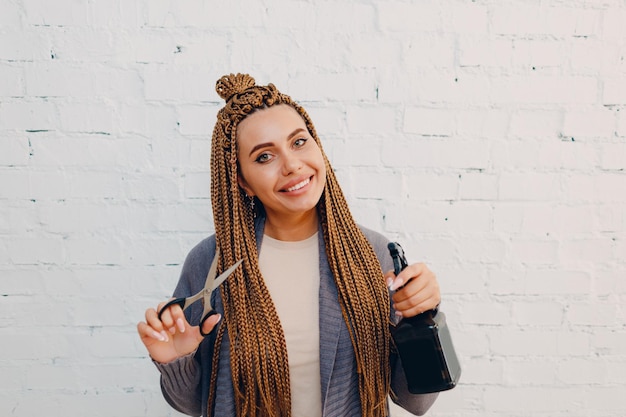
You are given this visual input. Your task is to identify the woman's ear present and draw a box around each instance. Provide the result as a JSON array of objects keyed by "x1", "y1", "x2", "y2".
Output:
[{"x1": 237, "y1": 174, "x2": 254, "y2": 197}]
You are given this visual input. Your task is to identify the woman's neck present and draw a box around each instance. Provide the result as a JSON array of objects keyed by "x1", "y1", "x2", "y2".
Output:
[{"x1": 263, "y1": 210, "x2": 319, "y2": 241}]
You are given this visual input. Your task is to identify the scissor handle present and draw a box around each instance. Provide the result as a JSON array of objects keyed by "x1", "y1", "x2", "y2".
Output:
[
  {"x1": 199, "y1": 310, "x2": 219, "y2": 337},
  {"x1": 157, "y1": 297, "x2": 187, "y2": 321}
]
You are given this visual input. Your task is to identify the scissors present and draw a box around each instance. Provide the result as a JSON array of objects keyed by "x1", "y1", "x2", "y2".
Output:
[{"x1": 158, "y1": 249, "x2": 243, "y2": 337}]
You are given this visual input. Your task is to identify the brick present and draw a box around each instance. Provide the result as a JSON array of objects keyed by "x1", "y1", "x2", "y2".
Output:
[
  {"x1": 512, "y1": 300, "x2": 564, "y2": 326},
  {"x1": 512, "y1": 39, "x2": 568, "y2": 68},
  {"x1": 509, "y1": 109, "x2": 562, "y2": 139},
  {"x1": 0, "y1": 136, "x2": 30, "y2": 166},
  {"x1": 490, "y1": 75, "x2": 597, "y2": 104},
  {"x1": 591, "y1": 329, "x2": 626, "y2": 355},
  {"x1": 25, "y1": 62, "x2": 96, "y2": 98},
  {"x1": 558, "y1": 358, "x2": 608, "y2": 385},
  {"x1": 484, "y1": 386, "x2": 585, "y2": 413},
  {"x1": 562, "y1": 107, "x2": 616, "y2": 139},
  {"x1": 346, "y1": 105, "x2": 396, "y2": 134},
  {"x1": 0, "y1": 28, "x2": 50, "y2": 61},
  {"x1": 586, "y1": 386, "x2": 626, "y2": 411},
  {"x1": 404, "y1": 33, "x2": 456, "y2": 69},
  {"x1": 459, "y1": 37, "x2": 513, "y2": 68},
  {"x1": 446, "y1": 3, "x2": 489, "y2": 34},
  {"x1": 492, "y1": 5, "x2": 601, "y2": 37},
  {"x1": 406, "y1": 173, "x2": 459, "y2": 201},
  {"x1": 462, "y1": 357, "x2": 503, "y2": 384},
  {"x1": 455, "y1": 237, "x2": 506, "y2": 264},
  {"x1": 22, "y1": 0, "x2": 89, "y2": 26},
  {"x1": 7, "y1": 235, "x2": 64, "y2": 265},
  {"x1": 378, "y1": 1, "x2": 441, "y2": 33},
  {"x1": 177, "y1": 104, "x2": 218, "y2": 136},
  {"x1": 490, "y1": 329, "x2": 559, "y2": 356},
  {"x1": 504, "y1": 359, "x2": 556, "y2": 385},
  {"x1": 524, "y1": 269, "x2": 591, "y2": 296},
  {"x1": 58, "y1": 101, "x2": 116, "y2": 133},
  {"x1": 498, "y1": 173, "x2": 561, "y2": 201},
  {"x1": 557, "y1": 330, "x2": 591, "y2": 356},
  {"x1": 602, "y1": 7, "x2": 626, "y2": 40},
  {"x1": 460, "y1": 300, "x2": 511, "y2": 325},
  {"x1": 599, "y1": 142, "x2": 626, "y2": 170},
  {"x1": 346, "y1": 36, "x2": 403, "y2": 70},
  {"x1": 117, "y1": 103, "x2": 178, "y2": 137},
  {"x1": 183, "y1": 172, "x2": 211, "y2": 199},
  {"x1": 287, "y1": 73, "x2": 377, "y2": 102},
  {"x1": 0, "y1": 63, "x2": 24, "y2": 97},
  {"x1": 459, "y1": 172, "x2": 497, "y2": 200},
  {"x1": 403, "y1": 107, "x2": 455, "y2": 136},
  {"x1": 567, "y1": 301, "x2": 619, "y2": 326},
  {"x1": 560, "y1": 238, "x2": 614, "y2": 265},
  {"x1": 354, "y1": 170, "x2": 402, "y2": 200},
  {"x1": 143, "y1": 68, "x2": 213, "y2": 102},
  {"x1": 603, "y1": 77, "x2": 626, "y2": 105},
  {"x1": 456, "y1": 108, "x2": 510, "y2": 139},
  {"x1": 381, "y1": 139, "x2": 490, "y2": 170},
  {"x1": 332, "y1": 138, "x2": 383, "y2": 168},
  {"x1": 0, "y1": 99, "x2": 59, "y2": 131}
]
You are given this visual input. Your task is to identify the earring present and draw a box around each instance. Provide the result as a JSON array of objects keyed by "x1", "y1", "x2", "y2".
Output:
[{"x1": 247, "y1": 194, "x2": 256, "y2": 218}]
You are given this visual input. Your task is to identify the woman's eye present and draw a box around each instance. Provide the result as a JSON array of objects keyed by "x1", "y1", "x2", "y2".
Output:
[
  {"x1": 294, "y1": 138, "x2": 307, "y2": 148},
  {"x1": 255, "y1": 153, "x2": 271, "y2": 163}
]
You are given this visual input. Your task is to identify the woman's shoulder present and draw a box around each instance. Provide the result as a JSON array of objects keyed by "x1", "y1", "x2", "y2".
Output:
[
  {"x1": 180, "y1": 235, "x2": 217, "y2": 276},
  {"x1": 358, "y1": 225, "x2": 389, "y2": 247},
  {"x1": 357, "y1": 225, "x2": 393, "y2": 271}
]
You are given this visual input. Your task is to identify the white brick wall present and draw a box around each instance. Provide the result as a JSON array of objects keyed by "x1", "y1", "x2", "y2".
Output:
[{"x1": 1, "y1": 0, "x2": 624, "y2": 416}]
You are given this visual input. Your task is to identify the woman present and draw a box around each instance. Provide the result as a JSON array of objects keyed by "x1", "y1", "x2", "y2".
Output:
[{"x1": 137, "y1": 73, "x2": 441, "y2": 417}]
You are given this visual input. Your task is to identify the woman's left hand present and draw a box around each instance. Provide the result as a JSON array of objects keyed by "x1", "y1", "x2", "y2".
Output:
[{"x1": 385, "y1": 263, "x2": 441, "y2": 318}]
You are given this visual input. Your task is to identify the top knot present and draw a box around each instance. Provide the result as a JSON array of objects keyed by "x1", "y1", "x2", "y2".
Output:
[{"x1": 216, "y1": 73, "x2": 256, "y2": 102}]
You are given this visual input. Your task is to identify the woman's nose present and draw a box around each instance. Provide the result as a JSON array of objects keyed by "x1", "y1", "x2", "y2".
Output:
[{"x1": 281, "y1": 153, "x2": 302, "y2": 175}]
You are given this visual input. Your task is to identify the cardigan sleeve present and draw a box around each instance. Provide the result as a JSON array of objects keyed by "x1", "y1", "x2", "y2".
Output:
[
  {"x1": 359, "y1": 226, "x2": 439, "y2": 416},
  {"x1": 153, "y1": 236, "x2": 218, "y2": 416}
]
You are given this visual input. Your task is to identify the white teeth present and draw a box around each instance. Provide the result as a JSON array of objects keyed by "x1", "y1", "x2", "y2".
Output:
[{"x1": 286, "y1": 178, "x2": 310, "y2": 192}]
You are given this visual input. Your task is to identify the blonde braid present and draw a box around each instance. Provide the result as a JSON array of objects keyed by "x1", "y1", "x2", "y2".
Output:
[{"x1": 208, "y1": 73, "x2": 390, "y2": 417}]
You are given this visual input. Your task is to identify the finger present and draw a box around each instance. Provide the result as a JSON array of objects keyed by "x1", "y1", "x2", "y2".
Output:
[
  {"x1": 388, "y1": 263, "x2": 426, "y2": 291},
  {"x1": 157, "y1": 301, "x2": 182, "y2": 334},
  {"x1": 394, "y1": 288, "x2": 441, "y2": 317},
  {"x1": 396, "y1": 300, "x2": 435, "y2": 318},
  {"x1": 145, "y1": 309, "x2": 171, "y2": 342},
  {"x1": 199, "y1": 314, "x2": 221, "y2": 339},
  {"x1": 137, "y1": 321, "x2": 168, "y2": 343}
]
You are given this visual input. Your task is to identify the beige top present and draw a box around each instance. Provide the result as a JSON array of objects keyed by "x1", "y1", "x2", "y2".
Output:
[{"x1": 259, "y1": 232, "x2": 322, "y2": 417}]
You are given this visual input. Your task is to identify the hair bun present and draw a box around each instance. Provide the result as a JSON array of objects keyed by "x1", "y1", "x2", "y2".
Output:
[{"x1": 216, "y1": 73, "x2": 256, "y2": 101}]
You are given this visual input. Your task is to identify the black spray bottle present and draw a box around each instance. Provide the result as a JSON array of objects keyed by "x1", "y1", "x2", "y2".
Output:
[{"x1": 388, "y1": 242, "x2": 462, "y2": 394}]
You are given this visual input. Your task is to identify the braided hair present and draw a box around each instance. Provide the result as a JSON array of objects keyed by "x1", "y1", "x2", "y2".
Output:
[{"x1": 209, "y1": 73, "x2": 391, "y2": 417}]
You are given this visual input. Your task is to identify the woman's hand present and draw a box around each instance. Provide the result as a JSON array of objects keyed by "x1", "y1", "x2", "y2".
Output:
[
  {"x1": 136, "y1": 301, "x2": 221, "y2": 364},
  {"x1": 385, "y1": 263, "x2": 441, "y2": 319}
]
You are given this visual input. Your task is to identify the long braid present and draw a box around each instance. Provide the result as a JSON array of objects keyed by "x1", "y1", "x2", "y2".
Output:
[{"x1": 208, "y1": 73, "x2": 390, "y2": 417}]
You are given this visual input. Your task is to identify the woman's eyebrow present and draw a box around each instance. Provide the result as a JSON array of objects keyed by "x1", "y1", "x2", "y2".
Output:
[{"x1": 248, "y1": 128, "x2": 307, "y2": 157}]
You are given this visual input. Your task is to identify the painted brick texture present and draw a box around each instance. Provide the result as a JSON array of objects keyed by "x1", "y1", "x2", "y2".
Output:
[{"x1": 1, "y1": 1, "x2": 625, "y2": 416}]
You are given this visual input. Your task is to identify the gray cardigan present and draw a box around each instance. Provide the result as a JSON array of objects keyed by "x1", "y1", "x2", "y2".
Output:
[{"x1": 155, "y1": 219, "x2": 438, "y2": 416}]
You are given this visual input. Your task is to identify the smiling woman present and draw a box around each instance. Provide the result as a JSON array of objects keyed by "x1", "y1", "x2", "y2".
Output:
[{"x1": 136, "y1": 73, "x2": 442, "y2": 417}]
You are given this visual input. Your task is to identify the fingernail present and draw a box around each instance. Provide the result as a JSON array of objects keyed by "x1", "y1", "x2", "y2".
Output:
[
  {"x1": 390, "y1": 278, "x2": 402, "y2": 291},
  {"x1": 152, "y1": 330, "x2": 166, "y2": 342},
  {"x1": 160, "y1": 330, "x2": 169, "y2": 342},
  {"x1": 177, "y1": 318, "x2": 185, "y2": 333},
  {"x1": 394, "y1": 310, "x2": 403, "y2": 319},
  {"x1": 386, "y1": 277, "x2": 393, "y2": 288},
  {"x1": 169, "y1": 326, "x2": 176, "y2": 334}
]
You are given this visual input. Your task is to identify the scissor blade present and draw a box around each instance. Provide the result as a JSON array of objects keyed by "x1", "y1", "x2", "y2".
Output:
[
  {"x1": 203, "y1": 248, "x2": 221, "y2": 289},
  {"x1": 211, "y1": 259, "x2": 243, "y2": 291}
]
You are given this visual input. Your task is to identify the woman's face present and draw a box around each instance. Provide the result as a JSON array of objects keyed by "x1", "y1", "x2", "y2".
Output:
[{"x1": 236, "y1": 104, "x2": 326, "y2": 226}]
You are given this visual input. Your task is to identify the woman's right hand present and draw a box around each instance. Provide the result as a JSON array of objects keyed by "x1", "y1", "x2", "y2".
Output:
[{"x1": 136, "y1": 300, "x2": 222, "y2": 364}]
